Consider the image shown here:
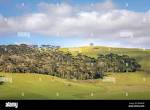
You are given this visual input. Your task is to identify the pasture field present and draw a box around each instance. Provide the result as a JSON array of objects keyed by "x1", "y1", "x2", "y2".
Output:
[
  {"x1": 0, "y1": 46, "x2": 150, "y2": 99},
  {"x1": 0, "y1": 72, "x2": 150, "y2": 100}
]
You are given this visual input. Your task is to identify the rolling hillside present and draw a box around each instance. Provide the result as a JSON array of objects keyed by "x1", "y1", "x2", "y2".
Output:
[
  {"x1": 61, "y1": 46, "x2": 150, "y2": 73},
  {"x1": 0, "y1": 72, "x2": 150, "y2": 99},
  {"x1": 0, "y1": 46, "x2": 150, "y2": 99}
]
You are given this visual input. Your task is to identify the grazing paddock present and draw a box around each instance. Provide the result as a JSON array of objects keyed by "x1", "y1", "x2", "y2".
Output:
[
  {"x1": 0, "y1": 46, "x2": 149, "y2": 99},
  {"x1": 0, "y1": 72, "x2": 150, "y2": 100}
]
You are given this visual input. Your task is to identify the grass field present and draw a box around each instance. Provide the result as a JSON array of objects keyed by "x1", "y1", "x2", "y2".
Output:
[
  {"x1": 0, "y1": 72, "x2": 150, "y2": 100},
  {"x1": 0, "y1": 46, "x2": 150, "y2": 100}
]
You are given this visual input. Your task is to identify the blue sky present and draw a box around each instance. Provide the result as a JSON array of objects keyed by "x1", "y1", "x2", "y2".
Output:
[
  {"x1": 0, "y1": 0, "x2": 150, "y2": 48},
  {"x1": 1, "y1": 0, "x2": 150, "y2": 16}
]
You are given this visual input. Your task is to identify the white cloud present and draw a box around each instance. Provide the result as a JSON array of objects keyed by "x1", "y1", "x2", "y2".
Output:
[{"x1": 0, "y1": 0, "x2": 150, "y2": 48}]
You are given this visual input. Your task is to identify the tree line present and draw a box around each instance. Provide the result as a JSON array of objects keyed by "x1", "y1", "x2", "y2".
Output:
[{"x1": 0, "y1": 44, "x2": 141, "y2": 80}]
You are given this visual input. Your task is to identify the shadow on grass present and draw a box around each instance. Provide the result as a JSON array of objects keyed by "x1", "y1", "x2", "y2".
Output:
[{"x1": 0, "y1": 76, "x2": 4, "y2": 85}]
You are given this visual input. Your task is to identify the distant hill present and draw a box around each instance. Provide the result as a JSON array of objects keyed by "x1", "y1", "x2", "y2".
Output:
[
  {"x1": 0, "y1": 44, "x2": 143, "y2": 80},
  {"x1": 60, "y1": 46, "x2": 150, "y2": 73}
]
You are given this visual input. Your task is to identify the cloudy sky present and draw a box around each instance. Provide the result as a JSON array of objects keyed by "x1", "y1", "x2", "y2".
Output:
[{"x1": 0, "y1": 0, "x2": 150, "y2": 48}]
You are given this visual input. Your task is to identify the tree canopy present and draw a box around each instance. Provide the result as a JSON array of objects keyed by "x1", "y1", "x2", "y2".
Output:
[{"x1": 0, "y1": 44, "x2": 141, "y2": 80}]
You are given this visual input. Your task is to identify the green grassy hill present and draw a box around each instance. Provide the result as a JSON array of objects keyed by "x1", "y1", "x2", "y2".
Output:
[
  {"x1": 61, "y1": 46, "x2": 150, "y2": 73},
  {"x1": 0, "y1": 46, "x2": 150, "y2": 99},
  {"x1": 0, "y1": 72, "x2": 150, "y2": 100}
]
